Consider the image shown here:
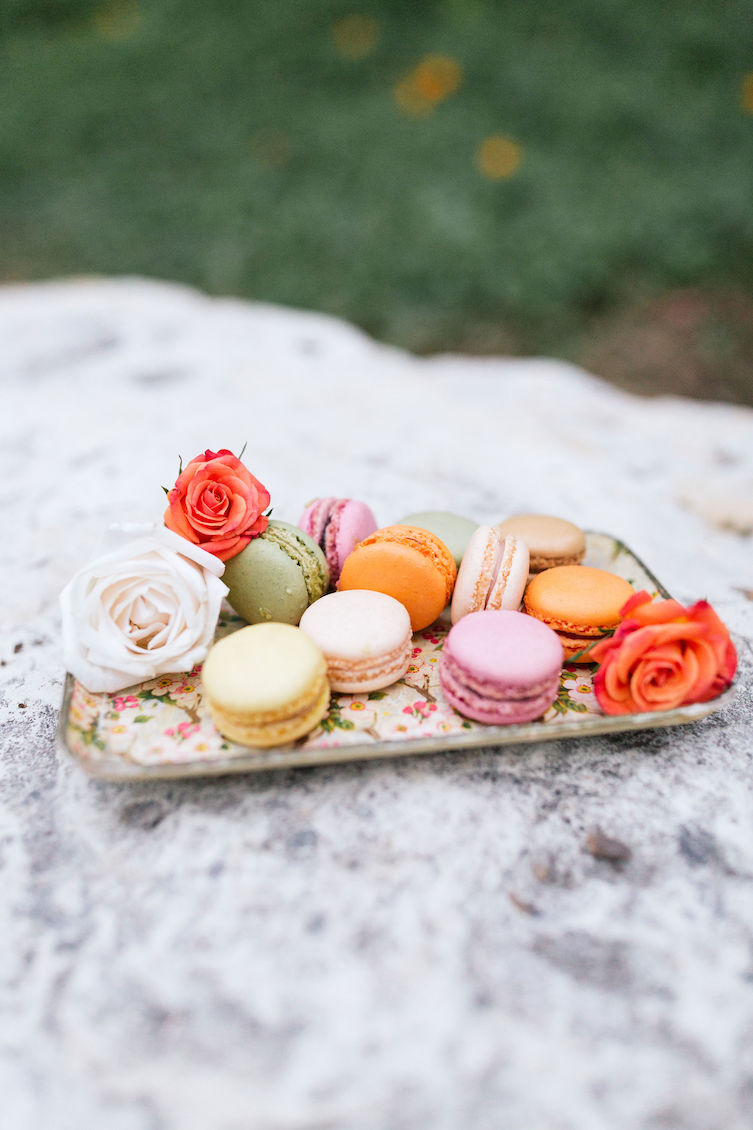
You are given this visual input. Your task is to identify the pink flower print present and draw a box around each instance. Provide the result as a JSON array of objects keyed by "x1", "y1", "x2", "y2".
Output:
[
  {"x1": 177, "y1": 721, "x2": 200, "y2": 740},
  {"x1": 411, "y1": 647, "x2": 422, "y2": 658},
  {"x1": 421, "y1": 631, "x2": 440, "y2": 644},
  {"x1": 402, "y1": 700, "x2": 438, "y2": 719},
  {"x1": 113, "y1": 694, "x2": 139, "y2": 711}
]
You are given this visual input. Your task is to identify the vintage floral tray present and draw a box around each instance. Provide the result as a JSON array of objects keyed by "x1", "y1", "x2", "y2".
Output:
[{"x1": 57, "y1": 532, "x2": 736, "y2": 781}]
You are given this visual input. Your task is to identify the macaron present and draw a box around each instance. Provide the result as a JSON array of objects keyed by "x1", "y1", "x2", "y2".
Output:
[
  {"x1": 440, "y1": 610, "x2": 564, "y2": 725},
  {"x1": 451, "y1": 526, "x2": 529, "y2": 624},
  {"x1": 299, "y1": 589, "x2": 412, "y2": 693},
  {"x1": 202, "y1": 623, "x2": 330, "y2": 747},
  {"x1": 298, "y1": 497, "x2": 378, "y2": 585},
  {"x1": 222, "y1": 520, "x2": 329, "y2": 625},
  {"x1": 338, "y1": 525, "x2": 457, "y2": 631},
  {"x1": 524, "y1": 565, "x2": 634, "y2": 663},
  {"x1": 496, "y1": 514, "x2": 586, "y2": 572},
  {"x1": 396, "y1": 510, "x2": 478, "y2": 569}
]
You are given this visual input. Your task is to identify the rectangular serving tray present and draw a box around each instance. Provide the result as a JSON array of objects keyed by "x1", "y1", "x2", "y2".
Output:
[{"x1": 57, "y1": 532, "x2": 736, "y2": 781}]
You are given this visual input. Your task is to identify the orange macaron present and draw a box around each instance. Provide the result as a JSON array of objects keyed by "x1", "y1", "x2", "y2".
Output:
[
  {"x1": 338, "y1": 524, "x2": 457, "y2": 631},
  {"x1": 524, "y1": 565, "x2": 634, "y2": 663}
]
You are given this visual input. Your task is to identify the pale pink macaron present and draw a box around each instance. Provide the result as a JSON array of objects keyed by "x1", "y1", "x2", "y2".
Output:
[
  {"x1": 298, "y1": 497, "x2": 378, "y2": 585},
  {"x1": 299, "y1": 589, "x2": 412, "y2": 693},
  {"x1": 440, "y1": 609, "x2": 564, "y2": 725},
  {"x1": 450, "y1": 525, "x2": 529, "y2": 624}
]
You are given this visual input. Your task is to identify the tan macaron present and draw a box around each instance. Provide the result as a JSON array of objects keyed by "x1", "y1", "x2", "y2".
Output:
[{"x1": 497, "y1": 514, "x2": 586, "y2": 572}]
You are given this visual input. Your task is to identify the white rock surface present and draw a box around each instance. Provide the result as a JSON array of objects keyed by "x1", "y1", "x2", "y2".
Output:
[{"x1": 1, "y1": 277, "x2": 752, "y2": 1130}]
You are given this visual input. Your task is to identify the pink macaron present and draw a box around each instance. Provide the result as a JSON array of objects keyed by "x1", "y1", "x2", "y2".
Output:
[
  {"x1": 440, "y1": 610, "x2": 564, "y2": 724},
  {"x1": 298, "y1": 497, "x2": 378, "y2": 585},
  {"x1": 450, "y1": 526, "x2": 529, "y2": 624},
  {"x1": 299, "y1": 589, "x2": 412, "y2": 693}
]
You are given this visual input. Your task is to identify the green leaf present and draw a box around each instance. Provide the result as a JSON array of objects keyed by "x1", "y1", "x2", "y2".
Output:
[
  {"x1": 133, "y1": 715, "x2": 151, "y2": 723},
  {"x1": 238, "y1": 441, "x2": 248, "y2": 460}
]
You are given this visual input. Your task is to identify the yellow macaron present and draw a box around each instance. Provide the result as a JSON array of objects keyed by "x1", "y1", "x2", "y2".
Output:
[{"x1": 201, "y1": 623, "x2": 330, "y2": 747}]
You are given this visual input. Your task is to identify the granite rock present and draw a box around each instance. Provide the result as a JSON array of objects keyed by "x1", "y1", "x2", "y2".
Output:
[{"x1": 1, "y1": 278, "x2": 752, "y2": 1130}]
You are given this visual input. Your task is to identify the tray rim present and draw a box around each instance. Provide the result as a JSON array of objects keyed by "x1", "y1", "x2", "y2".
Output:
[{"x1": 55, "y1": 531, "x2": 739, "y2": 781}]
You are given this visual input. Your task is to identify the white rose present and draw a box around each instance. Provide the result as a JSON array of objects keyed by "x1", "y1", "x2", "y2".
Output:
[{"x1": 60, "y1": 526, "x2": 229, "y2": 693}]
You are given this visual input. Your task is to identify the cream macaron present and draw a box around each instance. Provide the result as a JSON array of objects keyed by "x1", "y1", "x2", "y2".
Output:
[
  {"x1": 451, "y1": 526, "x2": 529, "y2": 624},
  {"x1": 300, "y1": 589, "x2": 412, "y2": 693}
]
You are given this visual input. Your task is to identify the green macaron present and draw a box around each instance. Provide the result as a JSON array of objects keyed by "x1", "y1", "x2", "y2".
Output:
[
  {"x1": 397, "y1": 510, "x2": 478, "y2": 569},
  {"x1": 223, "y1": 520, "x2": 329, "y2": 625}
]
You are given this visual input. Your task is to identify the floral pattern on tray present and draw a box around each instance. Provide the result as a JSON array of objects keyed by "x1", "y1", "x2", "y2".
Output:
[
  {"x1": 65, "y1": 615, "x2": 608, "y2": 769},
  {"x1": 61, "y1": 532, "x2": 733, "y2": 779}
]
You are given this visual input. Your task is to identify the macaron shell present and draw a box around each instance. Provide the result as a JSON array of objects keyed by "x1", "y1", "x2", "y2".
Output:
[
  {"x1": 338, "y1": 525, "x2": 456, "y2": 631},
  {"x1": 444, "y1": 609, "x2": 564, "y2": 690},
  {"x1": 397, "y1": 510, "x2": 478, "y2": 569},
  {"x1": 202, "y1": 623, "x2": 326, "y2": 711},
  {"x1": 223, "y1": 521, "x2": 329, "y2": 625},
  {"x1": 497, "y1": 514, "x2": 586, "y2": 571},
  {"x1": 326, "y1": 499, "x2": 378, "y2": 578},
  {"x1": 299, "y1": 589, "x2": 411, "y2": 659},
  {"x1": 524, "y1": 566, "x2": 634, "y2": 632}
]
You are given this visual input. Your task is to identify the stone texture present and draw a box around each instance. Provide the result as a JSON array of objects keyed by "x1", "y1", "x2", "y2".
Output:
[{"x1": 1, "y1": 278, "x2": 752, "y2": 1130}]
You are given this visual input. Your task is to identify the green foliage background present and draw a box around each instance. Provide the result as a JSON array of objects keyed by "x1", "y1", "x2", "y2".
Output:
[{"x1": 1, "y1": 0, "x2": 752, "y2": 371}]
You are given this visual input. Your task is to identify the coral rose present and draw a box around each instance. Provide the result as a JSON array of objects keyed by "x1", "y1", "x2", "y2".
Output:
[
  {"x1": 589, "y1": 590, "x2": 737, "y2": 715},
  {"x1": 164, "y1": 448, "x2": 270, "y2": 562}
]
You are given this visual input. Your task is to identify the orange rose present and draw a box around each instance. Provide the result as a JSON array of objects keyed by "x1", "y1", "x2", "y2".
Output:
[
  {"x1": 164, "y1": 449, "x2": 270, "y2": 562},
  {"x1": 589, "y1": 590, "x2": 737, "y2": 715}
]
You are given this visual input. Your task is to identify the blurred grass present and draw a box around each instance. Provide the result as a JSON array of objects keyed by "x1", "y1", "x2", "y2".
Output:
[{"x1": 1, "y1": 0, "x2": 752, "y2": 397}]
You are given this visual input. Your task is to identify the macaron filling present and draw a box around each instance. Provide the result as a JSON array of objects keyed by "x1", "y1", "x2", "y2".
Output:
[
  {"x1": 263, "y1": 523, "x2": 329, "y2": 603},
  {"x1": 440, "y1": 653, "x2": 560, "y2": 724},
  {"x1": 485, "y1": 535, "x2": 522, "y2": 610},
  {"x1": 302, "y1": 497, "x2": 334, "y2": 548},
  {"x1": 326, "y1": 635, "x2": 412, "y2": 692},
  {"x1": 208, "y1": 673, "x2": 330, "y2": 746}
]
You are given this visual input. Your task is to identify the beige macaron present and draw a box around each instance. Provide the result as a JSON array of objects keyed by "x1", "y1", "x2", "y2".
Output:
[{"x1": 496, "y1": 514, "x2": 586, "y2": 572}]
